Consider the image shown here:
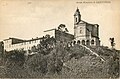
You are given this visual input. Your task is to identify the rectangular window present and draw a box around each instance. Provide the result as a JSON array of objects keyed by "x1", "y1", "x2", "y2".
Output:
[{"x1": 29, "y1": 41, "x2": 31, "y2": 44}]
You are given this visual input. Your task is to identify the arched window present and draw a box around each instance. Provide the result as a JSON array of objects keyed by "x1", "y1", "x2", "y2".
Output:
[
  {"x1": 91, "y1": 40, "x2": 94, "y2": 45},
  {"x1": 86, "y1": 40, "x2": 90, "y2": 46},
  {"x1": 73, "y1": 41, "x2": 76, "y2": 45},
  {"x1": 82, "y1": 40, "x2": 85, "y2": 45},
  {"x1": 80, "y1": 30, "x2": 82, "y2": 34},
  {"x1": 77, "y1": 40, "x2": 80, "y2": 44},
  {"x1": 76, "y1": 18, "x2": 77, "y2": 22}
]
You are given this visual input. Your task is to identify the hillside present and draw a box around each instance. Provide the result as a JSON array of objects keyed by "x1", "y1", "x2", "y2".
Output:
[{"x1": 0, "y1": 42, "x2": 119, "y2": 78}]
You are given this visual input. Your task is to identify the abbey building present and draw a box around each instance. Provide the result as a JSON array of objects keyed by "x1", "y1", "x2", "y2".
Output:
[{"x1": 0, "y1": 8, "x2": 100, "y2": 53}]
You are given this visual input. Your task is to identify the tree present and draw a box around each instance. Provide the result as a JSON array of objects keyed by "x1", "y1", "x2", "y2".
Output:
[
  {"x1": 45, "y1": 34, "x2": 50, "y2": 39},
  {"x1": 109, "y1": 38, "x2": 115, "y2": 48},
  {"x1": 58, "y1": 24, "x2": 69, "y2": 32}
]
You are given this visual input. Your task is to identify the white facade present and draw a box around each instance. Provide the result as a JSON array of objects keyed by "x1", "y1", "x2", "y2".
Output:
[{"x1": 3, "y1": 38, "x2": 41, "y2": 52}]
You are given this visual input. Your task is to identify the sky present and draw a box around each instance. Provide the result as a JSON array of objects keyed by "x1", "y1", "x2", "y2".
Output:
[{"x1": 0, "y1": 0, "x2": 120, "y2": 49}]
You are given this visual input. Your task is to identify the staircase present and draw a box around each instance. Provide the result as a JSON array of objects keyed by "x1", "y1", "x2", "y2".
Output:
[{"x1": 80, "y1": 45, "x2": 105, "y2": 62}]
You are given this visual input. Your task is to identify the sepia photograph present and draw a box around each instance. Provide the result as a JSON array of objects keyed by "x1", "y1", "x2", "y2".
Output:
[{"x1": 0, "y1": 0, "x2": 120, "y2": 78}]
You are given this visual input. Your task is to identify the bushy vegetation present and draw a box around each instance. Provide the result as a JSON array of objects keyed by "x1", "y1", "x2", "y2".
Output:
[{"x1": 0, "y1": 38, "x2": 119, "y2": 78}]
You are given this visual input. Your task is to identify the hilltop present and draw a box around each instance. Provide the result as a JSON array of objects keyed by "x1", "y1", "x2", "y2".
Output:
[{"x1": 0, "y1": 40, "x2": 119, "y2": 78}]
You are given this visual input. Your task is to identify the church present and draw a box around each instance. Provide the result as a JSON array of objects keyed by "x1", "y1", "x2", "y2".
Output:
[{"x1": 74, "y1": 8, "x2": 100, "y2": 46}]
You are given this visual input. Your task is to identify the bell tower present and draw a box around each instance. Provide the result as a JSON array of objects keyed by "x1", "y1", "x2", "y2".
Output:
[
  {"x1": 74, "y1": 7, "x2": 81, "y2": 24},
  {"x1": 74, "y1": 8, "x2": 81, "y2": 39}
]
